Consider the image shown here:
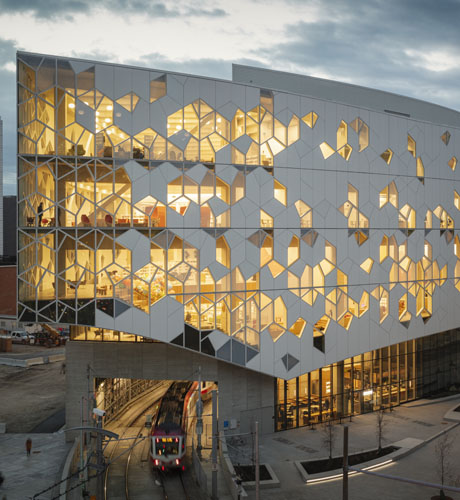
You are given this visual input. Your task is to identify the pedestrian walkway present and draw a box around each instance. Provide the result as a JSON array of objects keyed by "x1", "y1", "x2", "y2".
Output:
[
  {"x1": 224, "y1": 395, "x2": 460, "y2": 500},
  {"x1": 0, "y1": 433, "x2": 71, "y2": 500},
  {"x1": 227, "y1": 395, "x2": 460, "y2": 465}
]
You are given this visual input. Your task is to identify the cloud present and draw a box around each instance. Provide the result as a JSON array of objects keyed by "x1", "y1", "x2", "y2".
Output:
[
  {"x1": 0, "y1": 0, "x2": 228, "y2": 20},
  {"x1": 0, "y1": 37, "x2": 20, "y2": 195},
  {"x1": 249, "y1": 0, "x2": 460, "y2": 110},
  {"x1": 2, "y1": 0, "x2": 460, "y2": 194}
]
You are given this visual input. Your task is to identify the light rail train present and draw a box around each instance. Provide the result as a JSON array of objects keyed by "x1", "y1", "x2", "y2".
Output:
[{"x1": 150, "y1": 381, "x2": 195, "y2": 471}]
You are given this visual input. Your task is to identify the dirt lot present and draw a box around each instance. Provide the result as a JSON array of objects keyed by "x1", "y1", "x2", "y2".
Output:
[{"x1": 0, "y1": 359, "x2": 66, "y2": 432}]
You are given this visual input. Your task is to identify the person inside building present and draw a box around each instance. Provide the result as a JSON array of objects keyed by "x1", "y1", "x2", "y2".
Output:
[{"x1": 37, "y1": 202, "x2": 43, "y2": 227}]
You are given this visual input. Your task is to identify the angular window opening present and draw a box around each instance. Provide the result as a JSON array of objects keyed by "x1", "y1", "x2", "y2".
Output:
[
  {"x1": 216, "y1": 236, "x2": 230, "y2": 268},
  {"x1": 260, "y1": 90, "x2": 274, "y2": 113},
  {"x1": 388, "y1": 181, "x2": 398, "y2": 208},
  {"x1": 416, "y1": 157, "x2": 424, "y2": 182},
  {"x1": 399, "y1": 294, "x2": 411, "y2": 322},
  {"x1": 150, "y1": 75, "x2": 166, "y2": 103},
  {"x1": 360, "y1": 258, "x2": 373, "y2": 274},
  {"x1": 337, "y1": 144, "x2": 352, "y2": 161},
  {"x1": 289, "y1": 318, "x2": 306, "y2": 338},
  {"x1": 380, "y1": 288, "x2": 389, "y2": 323},
  {"x1": 231, "y1": 171, "x2": 245, "y2": 204},
  {"x1": 231, "y1": 109, "x2": 245, "y2": 141},
  {"x1": 441, "y1": 130, "x2": 451, "y2": 146},
  {"x1": 287, "y1": 235, "x2": 300, "y2": 266},
  {"x1": 301, "y1": 111, "x2": 318, "y2": 129},
  {"x1": 320, "y1": 142, "x2": 335, "y2": 159},
  {"x1": 381, "y1": 149, "x2": 393, "y2": 165},
  {"x1": 313, "y1": 315, "x2": 329, "y2": 353},
  {"x1": 260, "y1": 235, "x2": 273, "y2": 267},
  {"x1": 388, "y1": 235, "x2": 398, "y2": 261},
  {"x1": 268, "y1": 260, "x2": 285, "y2": 278},
  {"x1": 348, "y1": 184, "x2": 358, "y2": 207},
  {"x1": 455, "y1": 191, "x2": 460, "y2": 212},
  {"x1": 379, "y1": 186, "x2": 388, "y2": 208},
  {"x1": 116, "y1": 92, "x2": 139, "y2": 112},
  {"x1": 448, "y1": 157, "x2": 457, "y2": 172},
  {"x1": 358, "y1": 291, "x2": 369, "y2": 317},
  {"x1": 337, "y1": 120, "x2": 347, "y2": 151},
  {"x1": 274, "y1": 180, "x2": 287, "y2": 206},
  {"x1": 425, "y1": 210, "x2": 433, "y2": 228},
  {"x1": 380, "y1": 235, "x2": 389, "y2": 263},
  {"x1": 324, "y1": 241, "x2": 336, "y2": 265},
  {"x1": 287, "y1": 115, "x2": 300, "y2": 146},
  {"x1": 260, "y1": 142, "x2": 273, "y2": 166},
  {"x1": 260, "y1": 209, "x2": 273, "y2": 228},
  {"x1": 407, "y1": 135, "x2": 416, "y2": 157},
  {"x1": 358, "y1": 122, "x2": 369, "y2": 151},
  {"x1": 273, "y1": 119, "x2": 286, "y2": 145},
  {"x1": 167, "y1": 109, "x2": 183, "y2": 137}
]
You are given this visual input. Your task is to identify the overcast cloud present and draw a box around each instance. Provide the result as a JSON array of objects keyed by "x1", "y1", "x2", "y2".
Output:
[
  {"x1": 0, "y1": 0, "x2": 227, "y2": 20},
  {"x1": 0, "y1": 0, "x2": 459, "y2": 194}
]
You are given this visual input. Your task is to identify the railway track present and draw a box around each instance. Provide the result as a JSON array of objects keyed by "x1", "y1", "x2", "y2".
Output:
[
  {"x1": 103, "y1": 381, "x2": 202, "y2": 500},
  {"x1": 104, "y1": 402, "x2": 156, "y2": 500},
  {"x1": 160, "y1": 471, "x2": 191, "y2": 500},
  {"x1": 103, "y1": 382, "x2": 171, "y2": 500}
]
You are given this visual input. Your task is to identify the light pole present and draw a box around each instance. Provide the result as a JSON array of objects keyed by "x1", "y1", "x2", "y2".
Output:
[{"x1": 196, "y1": 365, "x2": 203, "y2": 458}]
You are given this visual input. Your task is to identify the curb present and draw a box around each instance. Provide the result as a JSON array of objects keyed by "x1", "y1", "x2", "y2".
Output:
[
  {"x1": 404, "y1": 394, "x2": 460, "y2": 408},
  {"x1": 0, "y1": 353, "x2": 65, "y2": 367},
  {"x1": 59, "y1": 437, "x2": 79, "y2": 499},
  {"x1": 295, "y1": 445, "x2": 403, "y2": 484},
  {"x1": 241, "y1": 462, "x2": 280, "y2": 490},
  {"x1": 219, "y1": 431, "x2": 248, "y2": 499},
  {"x1": 294, "y1": 421, "x2": 460, "y2": 485}
]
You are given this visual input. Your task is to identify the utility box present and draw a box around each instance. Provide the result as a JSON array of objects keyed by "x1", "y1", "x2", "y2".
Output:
[{"x1": 0, "y1": 337, "x2": 12, "y2": 352}]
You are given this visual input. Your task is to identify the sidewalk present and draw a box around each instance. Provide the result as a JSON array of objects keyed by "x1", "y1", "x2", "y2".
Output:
[
  {"x1": 227, "y1": 395, "x2": 460, "y2": 465},
  {"x1": 0, "y1": 433, "x2": 71, "y2": 500},
  {"x1": 224, "y1": 395, "x2": 460, "y2": 500}
]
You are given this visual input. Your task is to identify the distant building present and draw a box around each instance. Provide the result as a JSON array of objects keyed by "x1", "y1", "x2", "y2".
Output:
[
  {"x1": 0, "y1": 117, "x2": 3, "y2": 256},
  {"x1": 3, "y1": 195, "x2": 16, "y2": 259}
]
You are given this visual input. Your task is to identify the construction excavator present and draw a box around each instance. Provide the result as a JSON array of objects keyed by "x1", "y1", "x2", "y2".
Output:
[{"x1": 38, "y1": 323, "x2": 66, "y2": 347}]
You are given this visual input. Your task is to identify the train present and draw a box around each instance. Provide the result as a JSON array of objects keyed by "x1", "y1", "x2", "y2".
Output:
[{"x1": 150, "y1": 381, "x2": 195, "y2": 471}]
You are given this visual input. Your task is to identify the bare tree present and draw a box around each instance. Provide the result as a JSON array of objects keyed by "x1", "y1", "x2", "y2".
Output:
[
  {"x1": 435, "y1": 432, "x2": 454, "y2": 500},
  {"x1": 321, "y1": 417, "x2": 336, "y2": 460},
  {"x1": 376, "y1": 408, "x2": 386, "y2": 453}
]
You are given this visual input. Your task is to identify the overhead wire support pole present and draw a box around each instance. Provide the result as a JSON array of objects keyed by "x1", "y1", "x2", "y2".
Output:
[
  {"x1": 343, "y1": 425, "x2": 348, "y2": 500},
  {"x1": 197, "y1": 365, "x2": 203, "y2": 458},
  {"x1": 255, "y1": 420, "x2": 260, "y2": 500},
  {"x1": 211, "y1": 389, "x2": 218, "y2": 500}
]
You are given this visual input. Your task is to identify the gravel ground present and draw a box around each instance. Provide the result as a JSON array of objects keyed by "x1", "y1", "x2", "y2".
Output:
[{"x1": 0, "y1": 358, "x2": 66, "y2": 432}]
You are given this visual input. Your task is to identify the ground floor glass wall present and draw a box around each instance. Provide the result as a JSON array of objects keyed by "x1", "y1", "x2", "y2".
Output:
[{"x1": 275, "y1": 329, "x2": 460, "y2": 431}]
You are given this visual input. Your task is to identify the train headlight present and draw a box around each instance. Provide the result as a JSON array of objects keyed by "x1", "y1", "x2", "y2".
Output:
[
  {"x1": 154, "y1": 459, "x2": 159, "y2": 466},
  {"x1": 175, "y1": 459, "x2": 180, "y2": 465}
]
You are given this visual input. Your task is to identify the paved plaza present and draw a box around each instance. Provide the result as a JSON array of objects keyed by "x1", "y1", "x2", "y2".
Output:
[{"x1": 1, "y1": 395, "x2": 460, "y2": 499}]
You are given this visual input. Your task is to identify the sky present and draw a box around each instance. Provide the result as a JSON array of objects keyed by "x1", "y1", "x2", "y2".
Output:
[{"x1": 0, "y1": 0, "x2": 460, "y2": 195}]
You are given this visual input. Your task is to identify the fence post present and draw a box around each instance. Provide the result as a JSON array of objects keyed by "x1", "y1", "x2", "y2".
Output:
[{"x1": 343, "y1": 425, "x2": 348, "y2": 500}]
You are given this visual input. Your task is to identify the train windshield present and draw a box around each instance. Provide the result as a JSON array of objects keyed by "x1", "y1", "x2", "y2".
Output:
[{"x1": 155, "y1": 438, "x2": 180, "y2": 456}]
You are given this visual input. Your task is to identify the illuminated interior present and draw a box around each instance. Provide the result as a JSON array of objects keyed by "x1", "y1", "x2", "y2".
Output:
[
  {"x1": 276, "y1": 329, "x2": 460, "y2": 430},
  {"x1": 15, "y1": 55, "x2": 460, "y2": 361}
]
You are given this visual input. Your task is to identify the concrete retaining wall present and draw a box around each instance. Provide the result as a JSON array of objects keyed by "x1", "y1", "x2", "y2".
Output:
[
  {"x1": 65, "y1": 341, "x2": 275, "y2": 442},
  {"x1": 0, "y1": 352, "x2": 65, "y2": 367},
  {"x1": 219, "y1": 431, "x2": 248, "y2": 499}
]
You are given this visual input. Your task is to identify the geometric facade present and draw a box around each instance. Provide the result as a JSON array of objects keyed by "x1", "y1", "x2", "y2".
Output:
[{"x1": 17, "y1": 52, "x2": 460, "y2": 383}]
